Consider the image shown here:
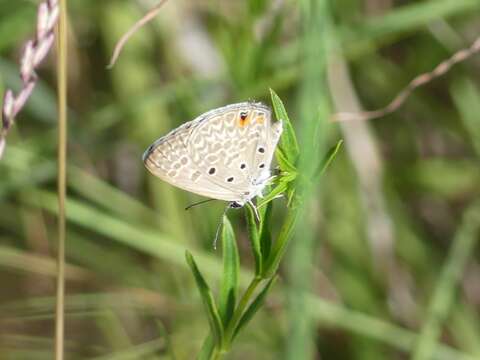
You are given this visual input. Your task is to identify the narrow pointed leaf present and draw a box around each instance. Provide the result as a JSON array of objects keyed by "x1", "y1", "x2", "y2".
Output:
[
  {"x1": 270, "y1": 88, "x2": 299, "y2": 163},
  {"x1": 185, "y1": 251, "x2": 224, "y2": 347},
  {"x1": 197, "y1": 335, "x2": 215, "y2": 360},
  {"x1": 257, "y1": 181, "x2": 289, "y2": 209},
  {"x1": 275, "y1": 147, "x2": 297, "y2": 173},
  {"x1": 259, "y1": 201, "x2": 273, "y2": 275},
  {"x1": 233, "y1": 276, "x2": 277, "y2": 339},
  {"x1": 313, "y1": 139, "x2": 343, "y2": 180},
  {"x1": 245, "y1": 203, "x2": 262, "y2": 276},
  {"x1": 218, "y1": 216, "x2": 239, "y2": 326}
]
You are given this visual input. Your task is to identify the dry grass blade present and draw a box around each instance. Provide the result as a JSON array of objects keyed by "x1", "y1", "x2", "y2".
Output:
[
  {"x1": 55, "y1": 0, "x2": 68, "y2": 359},
  {"x1": 332, "y1": 35, "x2": 480, "y2": 122},
  {"x1": 107, "y1": 0, "x2": 169, "y2": 69}
]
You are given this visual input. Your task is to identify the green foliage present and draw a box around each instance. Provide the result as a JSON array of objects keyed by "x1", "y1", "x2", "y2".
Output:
[
  {"x1": 244, "y1": 203, "x2": 262, "y2": 276},
  {"x1": 185, "y1": 92, "x2": 342, "y2": 358},
  {"x1": 218, "y1": 216, "x2": 239, "y2": 327},
  {"x1": 233, "y1": 276, "x2": 277, "y2": 340},
  {"x1": 270, "y1": 88, "x2": 300, "y2": 166},
  {"x1": 185, "y1": 251, "x2": 224, "y2": 349}
]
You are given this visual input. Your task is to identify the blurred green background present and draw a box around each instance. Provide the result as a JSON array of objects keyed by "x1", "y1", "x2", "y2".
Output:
[{"x1": 1, "y1": 0, "x2": 480, "y2": 359}]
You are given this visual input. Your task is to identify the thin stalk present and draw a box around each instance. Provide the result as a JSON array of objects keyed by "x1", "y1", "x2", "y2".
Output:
[
  {"x1": 263, "y1": 209, "x2": 300, "y2": 278},
  {"x1": 55, "y1": 0, "x2": 68, "y2": 359},
  {"x1": 222, "y1": 277, "x2": 262, "y2": 350}
]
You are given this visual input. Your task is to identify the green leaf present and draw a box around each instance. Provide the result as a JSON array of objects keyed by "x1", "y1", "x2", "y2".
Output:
[
  {"x1": 275, "y1": 147, "x2": 298, "y2": 174},
  {"x1": 263, "y1": 210, "x2": 300, "y2": 278},
  {"x1": 245, "y1": 203, "x2": 262, "y2": 276},
  {"x1": 218, "y1": 216, "x2": 240, "y2": 327},
  {"x1": 197, "y1": 335, "x2": 214, "y2": 360},
  {"x1": 313, "y1": 140, "x2": 343, "y2": 180},
  {"x1": 270, "y1": 88, "x2": 299, "y2": 164},
  {"x1": 257, "y1": 181, "x2": 288, "y2": 209},
  {"x1": 259, "y1": 201, "x2": 273, "y2": 273},
  {"x1": 232, "y1": 276, "x2": 277, "y2": 339},
  {"x1": 185, "y1": 251, "x2": 224, "y2": 348}
]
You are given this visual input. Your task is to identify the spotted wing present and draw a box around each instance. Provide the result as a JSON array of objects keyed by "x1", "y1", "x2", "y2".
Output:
[
  {"x1": 143, "y1": 121, "x2": 241, "y2": 202},
  {"x1": 188, "y1": 102, "x2": 277, "y2": 201}
]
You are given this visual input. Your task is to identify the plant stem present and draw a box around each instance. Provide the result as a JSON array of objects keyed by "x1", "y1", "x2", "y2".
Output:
[
  {"x1": 55, "y1": 1, "x2": 68, "y2": 359},
  {"x1": 263, "y1": 209, "x2": 300, "y2": 278},
  {"x1": 222, "y1": 277, "x2": 262, "y2": 350}
]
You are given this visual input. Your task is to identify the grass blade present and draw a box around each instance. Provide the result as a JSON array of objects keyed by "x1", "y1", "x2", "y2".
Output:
[
  {"x1": 55, "y1": 1, "x2": 68, "y2": 359},
  {"x1": 313, "y1": 139, "x2": 343, "y2": 179},
  {"x1": 185, "y1": 251, "x2": 224, "y2": 348},
  {"x1": 218, "y1": 216, "x2": 240, "y2": 327}
]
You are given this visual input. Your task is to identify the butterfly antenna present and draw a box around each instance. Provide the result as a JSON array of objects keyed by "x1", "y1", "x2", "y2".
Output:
[
  {"x1": 213, "y1": 205, "x2": 231, "y2": 250},
  {"x1": 185, "y1": 198, "x2": 216, "y2": 211}
]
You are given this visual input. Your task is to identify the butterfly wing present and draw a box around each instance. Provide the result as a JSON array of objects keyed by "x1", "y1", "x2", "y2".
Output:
[
  {"x1": 144, "y1": 102, "x2": 283, "y2": 203},
  {"x1": 143, "y1": 120, "x2": 242, "y2": 202},
  {"x1": 187, "y1": 102, "x2": 280, "y2": 201}
]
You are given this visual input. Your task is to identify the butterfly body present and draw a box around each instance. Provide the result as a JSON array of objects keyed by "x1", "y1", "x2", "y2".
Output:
[{"x1": 143, "y1": 102, "x2": 283, "y2": 206}]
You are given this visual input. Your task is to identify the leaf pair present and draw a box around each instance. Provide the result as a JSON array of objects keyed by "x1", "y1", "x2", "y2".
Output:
[
  {"x1": 185, "y1": 217, "x2": 237, "y2": 355},
  {"x1": 187, "y1": 216, "x2": 278, "y2": 358}
]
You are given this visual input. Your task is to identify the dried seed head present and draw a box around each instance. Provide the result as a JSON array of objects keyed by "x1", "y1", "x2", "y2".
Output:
[
  {"x1": 2, "y1": 90, "x2": 14, "y2": 129},
  {"x1": 34, "y1": 32, "x2": 55, "y2": 67},
  {"x1": 37, "y1": 2, "x2": 49, "y2": 39},
  {"x1": 13, "y1": 82, "x2": 36, "y2": 119},
  {"x1": 20, "y1": 41, "x2": 36, "y2": 82},
  {"x1": 0, "y1": 0, "x2": 58, "y2": 160},
  {"x1": 0, "y1": 137, "x2": 5, "y2": 159},
  {"x1": 47, "y1": 6, "x2": 59, "y2": 31}
]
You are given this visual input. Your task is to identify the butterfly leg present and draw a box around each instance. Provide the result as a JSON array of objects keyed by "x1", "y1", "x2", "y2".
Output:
[{"x1": 247, "y1": 200, "x2": 261, "y2": 223}]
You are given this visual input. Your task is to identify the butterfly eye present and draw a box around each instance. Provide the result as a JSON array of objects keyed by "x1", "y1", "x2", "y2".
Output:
[
  {"x1": 240, "y1": 112, "x2": 248, "y2": 120},
  {"x1": 208, "y1": 167, "x2": 216, "y2": 175}
]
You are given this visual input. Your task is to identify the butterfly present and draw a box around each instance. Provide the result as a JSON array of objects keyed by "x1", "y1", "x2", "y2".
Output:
[{"x1": 142, "y1": 102, "x2": 283, "y2": 214}]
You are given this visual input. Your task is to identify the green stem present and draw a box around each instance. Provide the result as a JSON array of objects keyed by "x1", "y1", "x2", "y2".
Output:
[
  {"x1": 222, "y1": 277, "x2": 262, "y2": 350},
  {"x1": 55, "y1": 1, "x2": 68, "y2": 359},
  {"x1": 263, "y1": 209, "x2": 300, "y2": 278},
  {"x1": 211, "y1": 347, "x2": 223, "y2": 360}
]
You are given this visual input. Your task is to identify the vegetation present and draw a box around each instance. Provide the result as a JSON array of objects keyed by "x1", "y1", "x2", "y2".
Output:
[{"x1": 0, "y1": 0, "x2": 479, "y2": 359}]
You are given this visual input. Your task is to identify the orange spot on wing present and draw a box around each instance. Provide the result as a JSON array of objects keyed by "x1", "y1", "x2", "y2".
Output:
[{"x1": 238, "y1": 114, "x2": 250, "y2": 127}]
